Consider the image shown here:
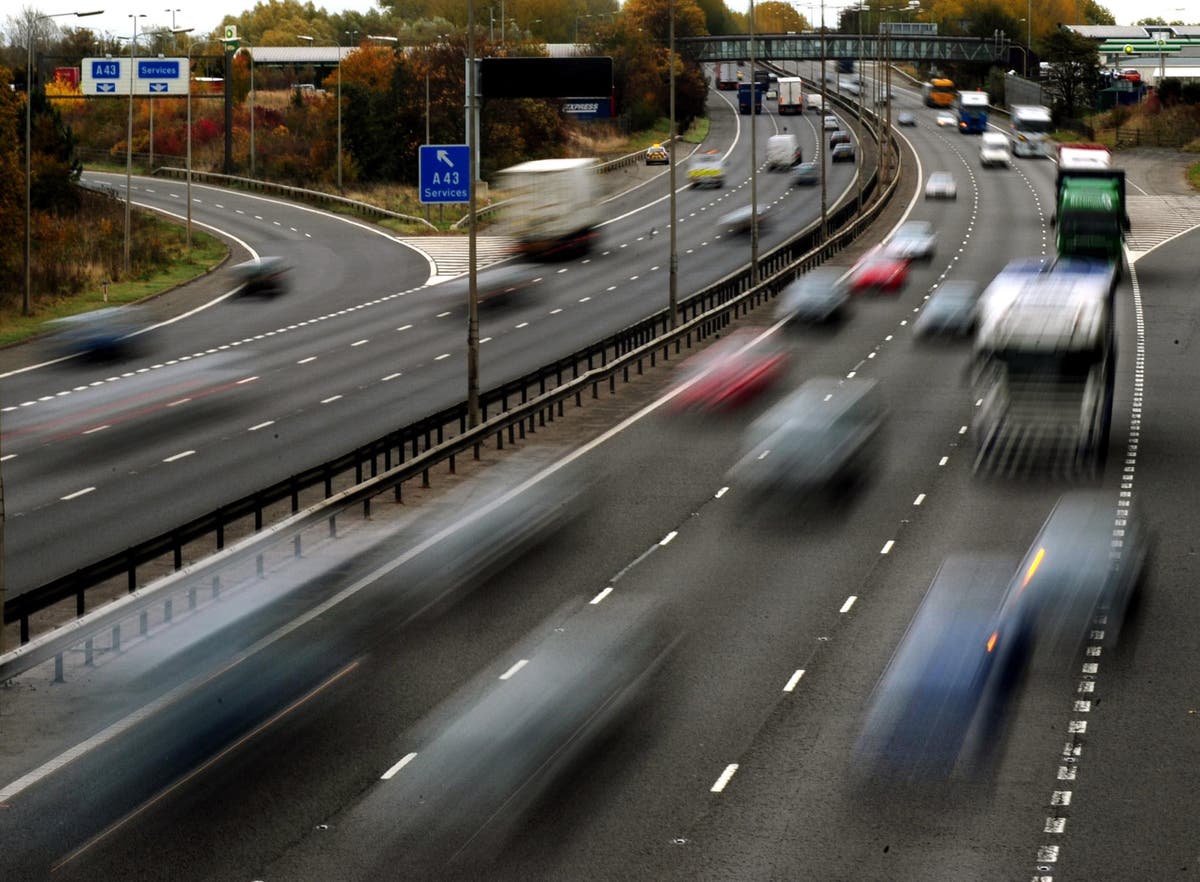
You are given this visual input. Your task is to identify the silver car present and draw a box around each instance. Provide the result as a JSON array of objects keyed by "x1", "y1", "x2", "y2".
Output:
[
  {"x1": 924, "y1": 171, "x2": 957, "y2": 200},
  {"x1": 886, "y1": 220, "x2": 938, "y2": 261},
  {"x1": 913, "y1": 281, "x2": 981, "y2": 338},
  {"x1": 823, "y1": 114, "x2": 839, "y2": 130},
  {"x1": 776, "y1": 269, "x2": 850, "y2": 324}
]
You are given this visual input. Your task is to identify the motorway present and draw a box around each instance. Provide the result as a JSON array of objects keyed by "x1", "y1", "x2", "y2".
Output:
[
  {"x1": 2, "y1": 68, "x2": 1198, "y2": 881},
  {"x1": 2, "y1": 84, "x2": 861, "y2": 598}
]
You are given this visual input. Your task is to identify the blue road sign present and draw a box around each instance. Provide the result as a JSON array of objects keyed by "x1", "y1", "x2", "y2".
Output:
[
  {"x1": 149, "y1": 83, "x2": 168, "y2": 93},
  {"x1": 91, "y1": 59, "x2": 121, "y2": 79},
  {"x1": 419, "y1": 144, "x2": 470, "y2": 204},
  {"x1": 138, "y1": 59, "x2": 180, "y2": 79},
  {"x1": 96, "y1": 82, "x2": 116, "y2": 93}
]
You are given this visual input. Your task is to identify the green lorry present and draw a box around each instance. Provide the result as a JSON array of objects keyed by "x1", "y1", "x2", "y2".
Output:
[{"x1": 1054, "y1": 144, "x2": 1130, "y2": 262}]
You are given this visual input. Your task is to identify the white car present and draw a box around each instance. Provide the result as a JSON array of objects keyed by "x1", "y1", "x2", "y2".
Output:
[
  {"x1": 823, "y1": 114, "x2": 839, "y2": 130},
  {"x1": 924, "y1": 172, "x2": 957, "y2": 200},
  {"x1": 936, "y1": 111, "x2": 956, "y2": 127},
  {"x1": 886, "y1": 221, "x2": 938, "y2": 261}
]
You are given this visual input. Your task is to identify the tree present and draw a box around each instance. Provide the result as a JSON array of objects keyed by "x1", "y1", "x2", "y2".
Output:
[
  {"x1": 1038, "y1": 27, "x2": 1100, "y2": 120},
  {"x1": 1079, "y1": 0, "x2": 1116, "y2": 26},
  {"x1": 755, "y1": 2, "x2": 808, "y2": 33},
  {"x1": 0, "y1": 67, "x2": 25, "y2": 304}
]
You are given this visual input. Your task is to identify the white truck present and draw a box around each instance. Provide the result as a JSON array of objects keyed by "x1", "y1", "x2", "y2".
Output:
[
  {"x1": 971, "y1": 260, "x2": 1116, "y2": 475},
  {"x1": 980, "y1": 131, "x2": 1011, "y2": 167},
  {"x1": 766, "y1": 133, "x2": 801, "y2": 170},
  {"x1": 777, "y1": 77, "x2": 804, "y2": 114},
  {"x1": 1009, "y1": 104, "x2": 1053, "y2": 157},
  {"x1": 806, "y1": 93, "x2": 825, "y2": 114},
  {"x1": 494, "y1": 158, "x2": 601, "y2": 260}
]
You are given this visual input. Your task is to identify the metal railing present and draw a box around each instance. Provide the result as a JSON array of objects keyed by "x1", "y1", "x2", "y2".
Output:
[{"x1": 4, "y1": 88, "x2": 901, "y2": 657}]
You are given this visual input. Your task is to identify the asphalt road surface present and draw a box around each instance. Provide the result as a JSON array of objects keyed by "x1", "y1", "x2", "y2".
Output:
[{"x1": 2, "y1": 68, "x2": 1196, "y2": 882}]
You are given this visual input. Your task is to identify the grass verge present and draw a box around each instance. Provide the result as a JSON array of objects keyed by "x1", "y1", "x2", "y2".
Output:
[
  {"x1": 1189, "y1": 160, "x2": 1200, "y2": 191},
  {"x1": 0, "y1": 224, "x2": 226, "y2": 348}
]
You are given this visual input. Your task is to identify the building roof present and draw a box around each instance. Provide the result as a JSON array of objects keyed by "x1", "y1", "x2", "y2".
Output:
[{"x1": 241, "y1": 46, "x2": 355, "y2": 64}]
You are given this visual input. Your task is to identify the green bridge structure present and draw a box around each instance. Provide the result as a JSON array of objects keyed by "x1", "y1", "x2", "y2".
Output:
[{"x1": 679, "y1": 34, "x2": 1008, "y2": 64}]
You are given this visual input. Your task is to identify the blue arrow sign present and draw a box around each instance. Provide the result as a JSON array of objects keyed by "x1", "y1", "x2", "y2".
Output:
[
  {"x1": 419, "y1": 144, "x2": 470, "y2": 204},
  {"x1": 149, "y1": 83, "x2": 168, "y2": 93},
  {"x1": 96, "y1": 82, "x2": 116, "y2": 93}
]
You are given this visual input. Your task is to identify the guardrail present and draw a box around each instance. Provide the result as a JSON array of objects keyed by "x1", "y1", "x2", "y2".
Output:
[
  {"x1": 5, "y1": 91, "x2": 901, "y2": 655},
  {"x1": 152, "y1": 167, "x2": 438, "y2": 230}
]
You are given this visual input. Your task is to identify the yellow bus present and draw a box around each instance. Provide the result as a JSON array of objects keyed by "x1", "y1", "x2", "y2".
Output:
[{"x1": 922, "y1": 78, "x2": 956, "y2": 108}]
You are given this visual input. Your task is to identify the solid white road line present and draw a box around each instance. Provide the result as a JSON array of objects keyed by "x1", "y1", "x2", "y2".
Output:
[{"x1": 380, "y1": 752, "x2": 418, "y2": 781}]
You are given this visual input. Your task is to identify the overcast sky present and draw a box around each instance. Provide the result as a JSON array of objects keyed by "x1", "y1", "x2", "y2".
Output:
[
  {"x1": 61, "y1": 1, "x2": 382, "y2": 45},
  {"x1": 55, "y1": 0, "x2": 1197, "y2": 48}
]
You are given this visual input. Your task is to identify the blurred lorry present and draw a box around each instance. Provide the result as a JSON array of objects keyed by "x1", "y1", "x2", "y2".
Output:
[
  {"x1": 957, "y1": 90, "x2": 989, "y2": 134},
  {"x1": 1053, "y1": 144, "x2": 1129, "y2": 263},
  {"x1": 738, "y1": 81, "x2": 765, "y2": 114},
  {"x1": 777, "y1": 77, "x2": 804, "y2": 114},
  {"x1": 766, "y1": 132, "x2": 801, "y2": 170},
  {"x1": 922, "y1": 77, "x2": 956, "y2": 107},
  {"x1": 494, "y1": 158, "x2": 601, "y2": 260},
  {"x1": 971, "y1": 259, "x2": 1116, "y2": 474},
  {"x1": 715, "y1": 62, "x2": 740, "y2": 90},
  {"x1": 1009, "y1": 104, "x2": 1053, "y2": 157}
]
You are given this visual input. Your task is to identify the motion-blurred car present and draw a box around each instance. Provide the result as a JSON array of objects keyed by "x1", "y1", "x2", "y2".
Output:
[
  {"x1": 645, "y1": 143, "x2": 669, "y2": 165},
  {"x1": 823, "y1": 114, "x2": 839, "y2": 130},
  {"x1": 688, "y1": 150, "x2": 726, "y2": 188},
  {"x1": 936, "y1": 110, "x2": 956, "y2": 127},
  {"x1": 791, "y1": 160, "x2": 819, "y2": 186},
  {"x1": 1014, "y1": 491, "x2": 1149, "y2": 660},
  {"x1": 897, "y1": 111, "x2": 917, "y2": 126},
  {"x1": 831, "y1": 142, "x2": 856, "y2": 163},
  {"x1": 924, "y1": 171, "x2": 957, "y2": 200},
  {"x1": 728, "y1": 377, "x2": 885, "y2": 496},
  {"x1": 886, "y1": 220, "x2": 938, "y2": 261},
  {"x1": 231, "y1": 256, "x2": 290, "y2": 297},
  {"x1": 358, "y1": 596, "x2": 679, "y2": 869},
  {"x1": 829, "y1": 129, "x2": 851, "y2": 148},
  {"x1": 776, "y1": 269, "x2": 850, "y2": 325},
  {"x1": 913, "y1": 281, "x2": 981, "y2": 338},
  {"x1": 437, "y1": 261, "x2": 545, "y2": 306},
  {"x1": 669, "y1": 328, "x2": 788, "y2": 413},
  {"x1": 848, "y1": 245, "x2": 908, "y2": 293},
  {"x1": 854, "y1": 554, "x2": 1032, "y2": 785},
  {"x1": 717, "y1": 204, "x2": 770, "y2": 234},
  {"x1": 45, "y1": 306, "x2": 148, "y2": 361}
]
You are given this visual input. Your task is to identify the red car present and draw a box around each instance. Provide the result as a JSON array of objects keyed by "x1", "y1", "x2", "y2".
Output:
[
  {"x1": 670, "y1": 328, "x2": 789, "y2": 413},
  {"x1": 847, "y1": 245, "x2": 909, "y2": 294}
]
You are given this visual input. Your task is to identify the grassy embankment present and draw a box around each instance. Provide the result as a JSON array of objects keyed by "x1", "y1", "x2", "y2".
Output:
[{"x1": 1, "y1": 203, "x2": 226, "y2": 348}]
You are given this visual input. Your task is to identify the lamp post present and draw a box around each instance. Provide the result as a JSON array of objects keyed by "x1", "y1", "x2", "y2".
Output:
[
  {"x1": 184, "y1": 36, "x2": 226, "y2": 249},
  {"x1": 298, "y1": 34, "x2": 343, "y2": 191},
  {"x1": 749, "y1": 0, "x2": 759, "y2": 282},
  {"x1": 24, "y1": 8, "x2": 103, "y2": 318},
  {"x1": 668, "y1": 0, "x2": 677, "y2": 328},
  {"x1": 124, "y1": 12, "x2": 147, "y2": 275}
]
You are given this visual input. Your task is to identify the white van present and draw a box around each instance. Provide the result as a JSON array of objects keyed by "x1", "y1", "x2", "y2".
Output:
[
  {"x1": 806, "y1": 93, "x2": 825, "y2": 113},
  {"x1": 980, "y1": 132, "x2": 1011, "y2": 168},
  {"x1": 766, "y1": 133, "x2": 801, "y2": 170}
]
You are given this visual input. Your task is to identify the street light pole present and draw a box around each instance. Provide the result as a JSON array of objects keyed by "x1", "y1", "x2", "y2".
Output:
[
  {"x1": 24, "y1": 8, "x2": 103, "y2": 318},
  {"x1": 124, "y1": 12, "x2": 147, "y2": 275},
  {"x1": 668, "y1": 0, "x2": 678, "y2": 328},
  {"x1": 749, "y1": 0, "x2": 758, "y2": 282},
  {"x1": 467, "y1": 0, "x2": 480, "y2": 427}
]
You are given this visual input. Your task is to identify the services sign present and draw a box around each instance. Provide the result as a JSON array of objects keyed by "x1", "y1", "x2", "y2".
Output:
[
  {"x1": 419, "y1": 144, "x2": 470, "y2": 204},
  {"x1": 81, "y1": 57, "x2": 190, "y2": 96}
]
